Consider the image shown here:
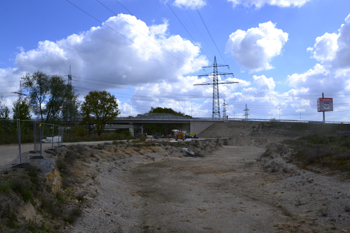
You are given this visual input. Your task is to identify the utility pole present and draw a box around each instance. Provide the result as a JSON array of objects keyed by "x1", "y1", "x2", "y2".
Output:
[
  {"x1": 194, "y1": 56, "x2": 238, "y2": 119},
  {"x1": 244, "y1": 104, "x2": 249, "y2": 121},
  {"x1": 322, "y1": 93, "x2": 325, "y2": 123},
  {"x1": 64, "y1": 65, "x2": 75, "y2": 122}
]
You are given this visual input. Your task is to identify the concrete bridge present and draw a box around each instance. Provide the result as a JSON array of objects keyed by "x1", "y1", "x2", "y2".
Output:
[
  {"x1": 104, "y1": 116, "x2": 224, "y2": 136},
  {"x1": 104, "y1": 114, "x2": 350, "y2": 136}
]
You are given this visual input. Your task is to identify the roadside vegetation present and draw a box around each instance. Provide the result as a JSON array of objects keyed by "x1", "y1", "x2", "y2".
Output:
[
  {"x1": 0, "y1": 139, "x2": 216, "y2": 232},
  {"x1": 284, "y1": 134, "x2": 350, "y2": 173},
  {"x1": 0, "y1": 164, "x2": 83, "y2": 232}
]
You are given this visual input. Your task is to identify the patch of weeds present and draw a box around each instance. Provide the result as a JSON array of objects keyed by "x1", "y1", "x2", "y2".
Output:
[
  {"x1": 76, "y1": 194, "x2": 84, "y2": 202},
  {"x1": 2, "y1": 204, "x2": 17, "y2": 228},
  {"x1": 41, "y1": 197, "x2": 62, "y2": 216},
  {"x1": 0, "y1": 181, "x2": 11, "y2": 193},
  {"x1": 26, "y1": 219, "x2": 37, "y2": 232},
  {"x1": 61, "y1": 176, "x2": 70, "y2": 189},
  {"x1": 65, "y1": 150, "x2": 77, "y2": 164},
  {"x1": 56, "y1": 192, "x2": 65, "y2": 203},
  {"x1": 63, "y1": 207, "x2": 82, "y2": 224},
  {"x1": 9, "y1": 178, "x2": 33, "y2": 203},
  {"x1": 57, "y1": 159, "x2": 67, "y2": 172},
  {"x1": 287, "y1": 135, "x2": 350, "y2": 172}
]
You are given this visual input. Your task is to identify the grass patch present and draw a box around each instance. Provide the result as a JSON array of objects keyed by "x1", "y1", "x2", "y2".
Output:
[{"x1": 285, "y1": 135, "x2": 350, "y2": 172}]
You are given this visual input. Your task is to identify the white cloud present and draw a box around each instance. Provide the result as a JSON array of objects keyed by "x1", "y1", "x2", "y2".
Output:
[
  {"x1": 253, "y1": 75, "x2": 275, "y2": 91},
  {"x1": 227, "y1": 0, "x2": 311, "y2": 8},
  {"x1": 226, "y1": 22, "x2": 288, "y2": 72},
  {"x1": 333, "y1": 14, "x2": 350, "y2": 68},
  {"x1": 173, "y1": 0, "x2": 206, "y2": 9},
  {"x1": 0, "y1": 68, "x2": 25, "y2": 106},
  {"x1": 307, "y1": 33, "x2": 338, "y2": 62},
  {"x1": 307, "y1": 14, "x2": 350, "y2": 68},
  {"x1": 289, "y1": 14, "x2": 350, "y2": 97},
  {"x1": 10, "y1": 14, "x2": 207, "y2": 95}
]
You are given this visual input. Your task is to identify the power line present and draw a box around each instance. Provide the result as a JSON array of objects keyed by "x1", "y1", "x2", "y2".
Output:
[
  {"x1": 164, "y1": 1, "x2": 197, "y2": 43},
  {"x1": 113, "y1": 0, "x2": 134, "y2": 15},
  {"x1": 195, "y1": 6, "x2": 228, "y2": 65},
  {"x1": 185, "y1": 9, "x2": 214, "y2": 62}
]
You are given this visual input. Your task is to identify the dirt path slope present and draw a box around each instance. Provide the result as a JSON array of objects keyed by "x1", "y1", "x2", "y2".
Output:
[{"x1": 72, "y1": 143, "x2": 350, "y2": 232}]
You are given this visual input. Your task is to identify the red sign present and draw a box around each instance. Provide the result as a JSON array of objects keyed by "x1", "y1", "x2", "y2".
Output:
[{"x1": 317, "y1": 98, "x2": 333, "y2": 112}]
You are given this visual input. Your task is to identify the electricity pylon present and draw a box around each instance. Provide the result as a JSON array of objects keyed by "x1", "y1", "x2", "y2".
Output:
[
  {"x1": 63, "y1": 65, "x2": 77, "y2": 122},
  {"x1": 194, "y1": 56, "x2": 238, "y2": 119},
  {"x1": 222, "y1": 99, "x2": 229, "y2": 122},
  {"x1": 244, "y1": 104, "x2": 249, "y2": 121}
]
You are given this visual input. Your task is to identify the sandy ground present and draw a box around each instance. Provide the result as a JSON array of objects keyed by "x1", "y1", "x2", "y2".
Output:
[
  {"x1": 67, "y1": 142, "x2": 350, "y2": 233},
  {"x1": 2, "y1": 119, "x2": 350, "y2": 232}
]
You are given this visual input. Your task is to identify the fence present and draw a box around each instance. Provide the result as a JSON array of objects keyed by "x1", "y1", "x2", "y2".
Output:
[
  {"x1": 0, "y1": 119, "x2": 23, "y2": 170},
  {"x1": 0, "y1": 120, "x2": 63, "y2": 171}
]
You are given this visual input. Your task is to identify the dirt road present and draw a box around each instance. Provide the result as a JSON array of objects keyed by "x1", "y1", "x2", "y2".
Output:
[
  {"x1": 130, "y1": 145, "x2": 275, "y2": 232},
  {"x1": 72, "y1": 143, "x2": 350, "y2": 233}
]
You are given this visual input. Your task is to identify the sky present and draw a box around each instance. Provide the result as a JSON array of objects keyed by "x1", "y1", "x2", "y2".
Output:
[{"x1": 1, "y1": 0, "x2": 350, "y2": 121}]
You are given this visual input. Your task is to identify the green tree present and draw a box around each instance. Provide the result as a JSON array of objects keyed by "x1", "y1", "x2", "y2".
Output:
[
  {"x1": 0, "y1": 98, "x2": 10, "y2": 119},
  {"x1": 0, "y1": 97, "x2": 11, "y2": 135},
  {"x1": 12, "y1": 97, "x2": 31, "y2": 120},
  {"x1": 46, "y1": 75, "x2": 67, "y2": 121},
  {"x1": 12, "y1": 97, "x2": 31, "y2": 133},
  {"x1": 61, "y1": 83, "x2": 80, "y2": 122},
  {"x1": 81, "y1": 91, "x2": 120, "y2": 136},
  {"x1": 140, "y1": 107, "x2": 190, "y2": 135},
  {"x1": 21, "y1": 71, "x2": 50, "y2": 121},
  {"x1": 22, "y1": 71, "x2": 71, "y2": 122},
  {"x1": 147, "y1": 107, "x2": 190, "y2": 117}
]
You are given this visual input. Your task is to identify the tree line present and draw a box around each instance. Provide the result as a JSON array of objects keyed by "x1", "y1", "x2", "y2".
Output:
[
  {"x1": 0, "y1": 71, "x2": 119, "y2": 136},
  {"x1": 0, "y1": 71, "x2": 190, "y2": 139}
]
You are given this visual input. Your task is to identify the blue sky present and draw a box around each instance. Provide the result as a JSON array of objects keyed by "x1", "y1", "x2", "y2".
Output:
[{"x1": 1, "y1": 0, "x2": 350, "y2": 121}]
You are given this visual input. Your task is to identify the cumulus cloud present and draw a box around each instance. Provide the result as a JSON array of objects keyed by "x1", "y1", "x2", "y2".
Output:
[
  {"x1": 290, "y1": 14, "x2": 350, "y2": 96},
  {"x1": 130, "y1": 74, "x2": 249, "y2": 114},
  {"x1": 307, "y1": 14, "x2": 350, "y2": 68},
  {"x1": 307, "y1": 33, "x2": 338, "y2": 62},
  {"x1": 333, "y1": 14, "x2": 350, "y2": 68},
  {"x1": 10, "y1": 14, "x2": 207, "y2": 95},
  {"x1": 0, "y1": 14, "x2": 210, "y2": 116},
  {"x1": 227, "y1": 0, "x2": 311, "y2": 8},
  {"x1": 226, "y1": 22, "x2": 288, "y2": 72},
  {"x1": 173, "y1": 0, "x2": 206, "y2": 9},
  {"x1": 253, "y1": 75, "x2": 275, "y2": 91}
]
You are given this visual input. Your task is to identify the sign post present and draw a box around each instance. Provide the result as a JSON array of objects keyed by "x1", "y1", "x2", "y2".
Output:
[{"x1": 317, "y1": 93, "x2": 333, "y2": 123}]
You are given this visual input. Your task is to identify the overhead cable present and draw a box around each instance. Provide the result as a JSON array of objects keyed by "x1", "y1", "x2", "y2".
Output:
[{"x1": 195, "y1": 6, "x2": 228, "y2": 65}]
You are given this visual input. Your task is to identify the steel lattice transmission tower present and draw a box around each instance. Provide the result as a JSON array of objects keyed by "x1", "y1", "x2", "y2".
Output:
[
  {"x1": 244, "y1": 104, "x2": 250, "y2": 121},
  {"x1": 194, "y1": 56, "x2": 238, "y2": 119},
  {"x1": 68, "y1": 65, "x2": 72, "y2": 87}
]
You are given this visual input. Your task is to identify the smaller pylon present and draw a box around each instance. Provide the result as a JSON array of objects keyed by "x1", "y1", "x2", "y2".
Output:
[
  {"x1": 68, "y1": 65, "x2": 72, "y2": 87},
  {"x1": 222, "y1": 100, "x2": 228, "y2": 121},
  {"x1": 244, "y1": 104, "x2": 249, "y2": 121}
]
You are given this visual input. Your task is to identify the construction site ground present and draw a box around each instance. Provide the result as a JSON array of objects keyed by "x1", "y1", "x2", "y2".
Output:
[{"x1": 1, "y1": 121, "x2": 350, "y2": 232}]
